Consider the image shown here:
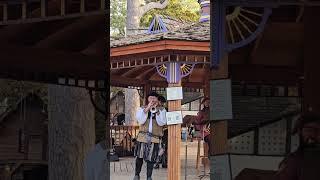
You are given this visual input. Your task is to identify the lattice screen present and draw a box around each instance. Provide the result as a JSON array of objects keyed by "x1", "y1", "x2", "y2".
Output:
[
  {"x1": 258, "y1": 119, "x2": 287, "y2": 155},
  {"x1": 229, "y1": 131, "x2": 254, "y2": 154}
]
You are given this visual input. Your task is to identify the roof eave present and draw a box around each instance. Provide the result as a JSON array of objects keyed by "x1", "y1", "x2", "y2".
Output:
[{"x1": 110, "y1": 39, "x2": 210, "y2": 57}]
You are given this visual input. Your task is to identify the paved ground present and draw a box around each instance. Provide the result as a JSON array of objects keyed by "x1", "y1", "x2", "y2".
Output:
[{"x1": 110, "y1": 141, "x2": 210, "y2": 180}]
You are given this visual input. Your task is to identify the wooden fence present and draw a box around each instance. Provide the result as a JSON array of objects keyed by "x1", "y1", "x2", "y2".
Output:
[{"x1": 110, "y1": 125, "x2": 139, "y2": 157}]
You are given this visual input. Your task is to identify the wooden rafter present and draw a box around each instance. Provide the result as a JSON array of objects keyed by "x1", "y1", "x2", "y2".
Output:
[
  {"x1": 110, "y1": 54, "x2": 210, "y2": 69},
  {"x1": 35, "y1": 14, "x2": 104, "y2": 51},
  {"x1": 137, "y1": 67, "x2": 155, "y2": 79},
  {"x1": 122, "y1": 66, "x2": 151, "y2": 78},
  {"x1": 0, "y1": 0, "x2": 106, "y2": 25}
]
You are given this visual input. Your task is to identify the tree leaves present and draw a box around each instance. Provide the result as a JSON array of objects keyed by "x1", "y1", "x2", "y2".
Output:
[
  {"x1": 140, "y1": 0, "x2": 200, "y2": 27},
  {"x1": 110, "y1": 0, "x2": 200, "y2": 37}
]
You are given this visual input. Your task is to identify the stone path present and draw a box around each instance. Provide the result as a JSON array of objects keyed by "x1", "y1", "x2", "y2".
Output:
[{"x1": 110, "y1": 141, "x2": 210, "y2": 180}]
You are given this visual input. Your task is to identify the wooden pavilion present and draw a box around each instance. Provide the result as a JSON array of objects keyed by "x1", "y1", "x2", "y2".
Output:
[{"x1": 111, "y1": 0, "x2": 320, "y2": 179}]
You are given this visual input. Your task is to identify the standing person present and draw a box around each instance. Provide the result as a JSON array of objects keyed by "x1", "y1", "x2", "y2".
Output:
[
  {"x1": 133, "y1": 92, "x2": 167, "y2": 180},
  {"x1": 275, "y1": 113, "x2": 320, "y2": 180},
  {"x1": 154, "y1": 95, "x2": 168, "y2": 169},
  {"x1": 193, "y1": 97, "x2": 211, "y2": 149}
]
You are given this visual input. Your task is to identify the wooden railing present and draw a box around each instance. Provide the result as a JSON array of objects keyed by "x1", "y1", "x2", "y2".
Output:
[{"x1": 110, "y1": 125, "x2": 139, "y2": 157}]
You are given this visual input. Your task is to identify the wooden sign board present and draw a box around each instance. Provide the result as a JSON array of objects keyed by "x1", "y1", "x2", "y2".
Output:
[
  {"x1": 210, "y1": 79, "x2": 233, "y2": 120},
  {"x1": 166, "y1": 111, "x2": 183, "y2": 125},
  {"x1": 166, "y1": 86, "x2": 183, "y2": 101}
]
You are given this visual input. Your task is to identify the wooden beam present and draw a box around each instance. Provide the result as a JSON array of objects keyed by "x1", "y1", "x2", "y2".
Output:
[
  {"x1": 303, "y1": 7, "x2": 320, "y2": 113},
  {"x1": 22, "y1": 1, "x2": 27, "y2": 19},
  {"x1": 137, "y1": 67, "x2": 155, "y2": 79},
  {"x1": 122, "y1": 66, "x2": 151, "y2": 78},
  {"x1": 80, "y1": 0, "x2": 85, "y2": 13},
  {"x1": 35, "y1": 14, "x2": 104, "y2": 51},
  {"x1": 41, "y1": 0, "x2": 48, "y2": 18},
  {"x1": 209, "y1": 55, "x2": 229, "y2": 156},
  {"x1": 111, "y1": 50, "x2": 209, "y2": 61},
  {"x1": 3, "y1": 3, "x2": 7, "y2": 21},
  {"x1": 0, "y1": 46, "x2": 105, "y2": 81},
  {"x1": 60, "y1": 0, "x2": 66, "y2": 16},
  {"x1": 249, "y1": 33, "x2": 263, "y2": 64},
  {"x1": 81, "y1": 38, "x2": 105, "y2": 57},
  {"x1": 111, "y1": 40, "x2": 210, "y2": 57},
  {"x1": 167, "y1": 82, "x2": 181, "y2": 180},
  {"x1": 100, "y1": 0, "x2": 105, "y2": 10},
  {"x1": 110, "y1": 75, "x2": 146, "y2": 87}
]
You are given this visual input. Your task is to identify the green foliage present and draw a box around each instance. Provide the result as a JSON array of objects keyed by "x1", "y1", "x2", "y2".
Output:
[
  {"x1": 110, "y1": 0, "x2": 200, "y2": 36},
  {"x1": 140, "y1": 0, "x2": 200, "y2": 27},
  {"x1": 110, "y1": 0, "x2": 127, "y2": 37}
]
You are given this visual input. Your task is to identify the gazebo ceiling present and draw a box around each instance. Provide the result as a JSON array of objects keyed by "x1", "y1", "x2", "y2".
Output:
[
  {"x1": 111, "y1": 64, "x2": 209, "y2": 88},
  {"x1": 0, "y1": 0, "x2": 106, "y2": 90}
]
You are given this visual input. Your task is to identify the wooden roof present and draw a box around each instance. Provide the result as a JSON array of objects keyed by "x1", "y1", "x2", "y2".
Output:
[
  {"x1": 0, "y1": 0, "x2": 106, "y2": 89},
  {"x1": 111, "y1": 21, "x2": 210, "y2": 48}
]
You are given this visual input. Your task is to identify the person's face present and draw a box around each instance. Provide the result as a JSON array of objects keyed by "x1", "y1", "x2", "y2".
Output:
[
  {"x1": 301, "y1": 122, "x2": 320, "y2": 145},
  {"x1": 148, "y1": 96, "x2": 158, "y2": 104},
  {"x1": 204, "y1": 100, "x2": 210, "y2": 107}
]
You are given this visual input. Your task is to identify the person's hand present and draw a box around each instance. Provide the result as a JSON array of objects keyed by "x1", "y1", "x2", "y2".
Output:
[
  {"x1": 147, "y1": 101, "x2": 153, "y2": 109},
  {"x1": 144, "y1": 101, "x2": 154, "y2": 113}
]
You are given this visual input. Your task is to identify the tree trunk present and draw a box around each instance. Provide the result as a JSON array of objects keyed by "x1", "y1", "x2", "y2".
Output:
[
  {"x1": 126, "y1": 0, "x2": 145, "y2": 35},
  {"x1": 126, "y1": 0, "x2": 169, "y2": 35},
  {"x1": 124, "y1": 88, "x2": 140, "y2": 125},
  {"x1": 48, "y1": 85, "x2": 95, "y2": 180}
]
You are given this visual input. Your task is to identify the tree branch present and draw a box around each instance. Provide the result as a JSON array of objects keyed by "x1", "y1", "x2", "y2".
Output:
[{"x1": 141, "y1": 0, "x2": 169, "y2": 16}]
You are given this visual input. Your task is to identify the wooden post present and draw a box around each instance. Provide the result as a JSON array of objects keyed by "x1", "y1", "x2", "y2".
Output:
[
  {"x1": 208, "y1": 55, "x2": 229, "y2": 180},
  {"x1": 80, "y1": 0, "x2": 85, "y2": 13},
  {"x1": 41, "y1": 0, "x2": 47, "y2": 18},
  {"x1": 303, "y1": 7, "x2": 320, "y2": 113},
  {"x1": 3, "y1": 3, "x2": 7, "y2": 22},
  {"x1": 100, "y1": 0, "x2": 105, "y2": 10},
  {"x1": 209, "y1": 55, "x2": 229, "y2": 156},
  {"x1": 60, "y1": 0, "x2": 66, "y2": 16},
  {"x1": 22, "y1": 1, "x2": 27, "y2": 19},
  {"x1": 167, "y1": 82, "x2": 182, "y2": 180}
]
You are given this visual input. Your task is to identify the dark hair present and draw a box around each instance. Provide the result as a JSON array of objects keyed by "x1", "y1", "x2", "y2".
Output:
[
  {"x1": 292, "y1": 112, "x2": 320, "y2": 134},
  {"x1": 158, "y1": 95, "x2": 166, "y2": 103},
  {"x1": 147, "y1": 91, "x2": 159, "y2": 98}
]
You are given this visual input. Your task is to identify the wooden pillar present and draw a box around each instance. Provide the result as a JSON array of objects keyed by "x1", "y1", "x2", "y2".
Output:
[
  {"x1": 22, "y1": 1, "x2": 27, "y2": 19},
  {"x1": 303, "y1": 7, "x2": 320, "y2": 113},
  {"x1": 3, "y1": 3, "x2": 7, "y2": 22},
  {"x1": 209, "y1": 55, "x2": 229, "y2": 156},
  {"x1": 41, "y1": 0, "x2": 48, "y2": 18},
  {"x1": 204, "y1": 68, "x2": 210, "y2": 97},
  {"x1": 167, "y1": 82, "x2": 182, "y2": 180}
]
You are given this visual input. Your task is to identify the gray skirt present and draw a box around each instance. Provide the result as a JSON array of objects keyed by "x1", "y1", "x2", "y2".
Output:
[{"x1": 134, "y1": 141, "x2": 160, "y2": 162}]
